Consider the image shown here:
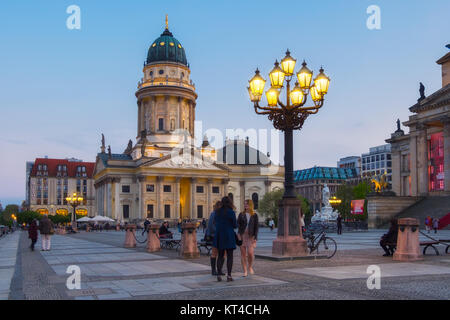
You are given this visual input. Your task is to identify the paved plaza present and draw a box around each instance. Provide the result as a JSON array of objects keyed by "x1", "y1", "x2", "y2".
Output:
[{"x1": 1, "y1": 228, "x2": 450, "y2": 300}]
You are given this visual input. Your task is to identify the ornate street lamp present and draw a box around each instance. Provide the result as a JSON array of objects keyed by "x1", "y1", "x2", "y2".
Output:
[
  {"x1": 66, "y1": 192, "x2": 84, "y2": 232},
  {"x1": 248, "y1": 50, "x2": 330, "y2": 256}
]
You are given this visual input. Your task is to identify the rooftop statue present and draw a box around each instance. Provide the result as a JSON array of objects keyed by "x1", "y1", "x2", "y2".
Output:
[
  {"x1": 418, "y1": 82, "x2": 425, "y2": 101},
  {"x1": 101, "y1": 133, "x2": 106, "y2": 153},
  {"x1": 124, "y1": 139, "x2": 133, "y2": 155}
]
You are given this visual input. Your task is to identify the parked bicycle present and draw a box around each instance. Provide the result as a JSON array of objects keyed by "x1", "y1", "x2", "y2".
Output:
[{"x1": 304, "y1": 224, "x2": 337, "y2": 259}]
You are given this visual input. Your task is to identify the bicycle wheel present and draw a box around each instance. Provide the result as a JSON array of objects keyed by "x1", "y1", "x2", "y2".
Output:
[{"x1": 316, "y1": 237, "x2": 337, "y2": 259}]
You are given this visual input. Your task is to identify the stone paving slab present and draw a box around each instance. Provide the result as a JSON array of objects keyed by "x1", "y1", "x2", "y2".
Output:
[
  {"x1": 0, "y1": 232, "x2": 20, "y2": 300},
  {"x1": 284, "y1": 263, "x2": 450, "y2": 280},
  {"x1": 65, "y1": 273, "x2": 286, "y2": 299},
  {"x1": 43, "y1": 252, "x2": 162, "y2": 265}
]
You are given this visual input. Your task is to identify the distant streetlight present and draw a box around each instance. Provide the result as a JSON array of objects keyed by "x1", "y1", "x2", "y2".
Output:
[{"x1": 65, "y1": 192, "x2": 84, "y2": 231}]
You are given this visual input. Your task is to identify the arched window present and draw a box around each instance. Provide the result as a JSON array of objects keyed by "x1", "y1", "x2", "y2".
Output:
[{"x1": 252, "y1": 193, "x2": 259, "y2": 210}]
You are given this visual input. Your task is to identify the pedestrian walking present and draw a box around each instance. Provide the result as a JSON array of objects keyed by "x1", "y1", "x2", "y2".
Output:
[
  {"x1": 28, "y1": 219, "x2": 38, "y2": 251},
  {"x1": 237, "y1": 199, "x2": 259, "y2": 277},
  {"x1": 268, "y1": 218, "x2": 274, "y2": 231},
  {"x1": 142, "y1": 218, "x2": 151, "y2": 236},
  {"x1": 39, "y1": 214, "x2": 54, "y2": 251},
  {"x1": 214, "y1": 196, "x2": 237, "y2": 282},
  {"x1": 433, "y1": 218, "x2": 439, "y2": 234},
  {"x1": 202, "y1": 218, "x2": 207, "y2": 233},
  {"x1": 425, "y1": 216, "x2": 432, "y2": 233},
  {"x1": 206, "y1": 201, "x2": 223, "y2": 276},
  {"x1": 337, "y1": 214, "x2": 343, "y2": 235}
]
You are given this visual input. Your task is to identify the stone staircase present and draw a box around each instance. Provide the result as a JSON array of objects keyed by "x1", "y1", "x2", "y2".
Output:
[{"x1": 389, "y1": 196, "x2": 450, "y2": 229}]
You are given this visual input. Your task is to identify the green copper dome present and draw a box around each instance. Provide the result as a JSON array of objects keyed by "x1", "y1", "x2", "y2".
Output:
[{"x1": 146, "y1": 28, "x2": 187, "y2": 66}]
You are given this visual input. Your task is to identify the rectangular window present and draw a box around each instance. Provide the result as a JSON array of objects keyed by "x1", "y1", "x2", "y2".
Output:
[
  {"x1": 123, "y1": 205, "x2": 129, "y2": 219},
  {"x1": 164, "y1": 204, "x2": 170, "y2": 218},
  {"x1": 381, "y1": 154, "x2": 385, "y2": 160},
  {"x1": 196, "y1": 186, "x2": 204, "y2": 193},
  {"x1": 158, "y1": 118, "x2": 164, "y2": 131},
  {"x1": 146, "y1": 184, "x2": 155, "y2": 192},
  {"x1": 212, "y1": 186, "x2": 220, "y2": 194},
  {"x1": 197, "y1": 205, "x2": 203, "y2": 218},
  {"x1": 122, "y1": 185, "x2": 130, "y2": 193},
  {"x1": 147, "y1": 204, "x2": 154, "y2": 218},
  {"x1": 163, "y1": 185, "x2": 171, "y2": 193},
  {"x1": 387, "y1": 154, "x2": 391, "y2": 160}
]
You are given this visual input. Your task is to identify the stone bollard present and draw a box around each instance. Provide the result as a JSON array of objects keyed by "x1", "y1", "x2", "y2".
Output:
[
  {"x1": 116, "y1": 224, "x2": 120, "y2": 231},
  {"x1": 147, "y1": 224, "x2": 161, "y2": 253},
  {"x1": 393, "y1": 218, "x2": 423, "y2": 261},
  {"x1": 124, "y1": 224, "x2": 137, "y2": 248},
  {"x1": 180, "y1": 222, "x2": 200, "y2": 259}
]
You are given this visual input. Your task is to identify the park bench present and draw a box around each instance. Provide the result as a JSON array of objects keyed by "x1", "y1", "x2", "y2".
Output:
[
  {"x1": 438, "y1": 239, "x2": 450, "y2": 254},
  {"x1": 160, "y1": 238, "x2": 181, "y2": 251},
  {"x1": 197, "y1": 240, "x2": 213, "y2": 256},
  {"x1": 386, "y1": 241, "x2": 443, "y2": 256}
]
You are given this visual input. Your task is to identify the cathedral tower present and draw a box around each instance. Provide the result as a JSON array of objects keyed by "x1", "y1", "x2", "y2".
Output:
[{"x1": 135, "y1": 16, "x2": 197, "y2": 151}]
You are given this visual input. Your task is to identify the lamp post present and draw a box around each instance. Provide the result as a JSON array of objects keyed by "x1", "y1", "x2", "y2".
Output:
[
  {"x1": 248, "y1": 50, "x2": 330, "y2": 256},
  {"x1": 66, "y1": 192, "x2": 84, "y2": 232}
]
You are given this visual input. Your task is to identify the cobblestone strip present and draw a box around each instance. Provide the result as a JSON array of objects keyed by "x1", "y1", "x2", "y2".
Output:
[{"x1": 12, "y1": 231, "x2": 71, "y2": 300}]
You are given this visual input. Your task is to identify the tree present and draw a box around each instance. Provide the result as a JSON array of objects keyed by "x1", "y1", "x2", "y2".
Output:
[
  {"x1": 1, "y1": 204, "x2": 19, "y2": 227},
  {"x1": 17, "y1": 211, "x2": 41, "y2": 225},
  {"x1": 258, "y1": 189, "x2": 311, "y2": 226},
  {"x1": 336, "y1": 181, "x2": 372, "y2": 221}
]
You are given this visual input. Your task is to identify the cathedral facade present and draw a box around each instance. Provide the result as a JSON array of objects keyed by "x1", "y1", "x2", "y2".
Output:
[{"x1": 93, "y1": 22, "x2": 284, "y2": 222}]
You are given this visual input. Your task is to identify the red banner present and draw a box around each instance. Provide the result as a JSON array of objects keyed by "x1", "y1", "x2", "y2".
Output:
[{"x1": 351, "y1": 200, "x2": 365, "y2": 215}]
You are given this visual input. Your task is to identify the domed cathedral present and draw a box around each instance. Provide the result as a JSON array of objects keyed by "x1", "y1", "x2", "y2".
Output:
[
  {"x1": 135, "y1": 15, "x2": 196, "y2": 152},
  {"x1": 93, "y1": 17, "x2": 284, "y2": 223}
]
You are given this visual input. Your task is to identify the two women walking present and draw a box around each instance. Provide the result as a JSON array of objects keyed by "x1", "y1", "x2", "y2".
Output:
[{"x1": 209, "y1": 197, "x2": 259, "y2": 282}]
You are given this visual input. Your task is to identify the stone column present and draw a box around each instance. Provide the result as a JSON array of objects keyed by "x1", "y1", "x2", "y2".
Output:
[
  {"x1": 190, "y1": 178, "x2": 197, "y2": 219},
  {"x1": 175, "y1": 177, "x2": 181, "y2": 220},
  {"x1": 409, "y1": 133, "x2": 418, "y2": 196},
  {"x1": 206, "y1": 179, "x2": 212, "y2": 215},
  {"x1": 138, "y1": 176, "x2": 145, "y2": 219},
  {"x1": 156, "y1": 176, "x2": 162, "y2": 219},
  {"x1": 222, "y1": 179, "x2": 229, "y2": 197},
  {"x1": 264, "y1": 180, "x2": 271, "y2": 194},
  {"x1": 416, "y1": 124, "x2": 428, "y2": 196},
  {"x1": 390, "y1": 147, "x2": 402, "y2": 196},
  {"x1": 239, "y1": 181, "x2": 245, "y2": 214},
  {"x1": 443, "y1": 119, "x2": 450, "y2": 193}
]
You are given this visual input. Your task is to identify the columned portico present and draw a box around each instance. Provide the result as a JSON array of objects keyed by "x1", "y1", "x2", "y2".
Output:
[
  {"x1": 190, "y1": 178, "x2": 197, "y2": 219},
  {"x1": 416, "y1": 124, "x2": 429, "y2": 196},
  {"x1": 156, "y1": 176, "x2": 162, "y2": 219}
]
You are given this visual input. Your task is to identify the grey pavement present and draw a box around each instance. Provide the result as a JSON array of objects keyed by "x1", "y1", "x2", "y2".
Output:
[{"x1": 3, "y1": 227, "x2": 450, "y2": 300}]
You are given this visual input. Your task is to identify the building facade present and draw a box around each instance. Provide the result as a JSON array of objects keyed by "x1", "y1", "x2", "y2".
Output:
[
  {"x1": 386, "y1": 47, "x2": 450, "y2": 197},
  {"x1": 25, "y1": 161, "x2": 34, "y2": 208},
  {"x1": 337, "y1": 156, "x2": 361, "y2": 175},
  {"x1": 28, "y1": 158, "x2": 96, "y2": 216},
  {"x1": 361, "y1": 144, "x2": 392, "y2": 184},
  {"x1": 93, "y1": 22, "x2": 284, "y2": 222},
  {"x1": 294, "y1": 166, "x2": 358, "y2": 213}
]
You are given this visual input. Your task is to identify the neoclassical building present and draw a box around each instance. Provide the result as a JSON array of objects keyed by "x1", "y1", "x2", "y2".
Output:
[
  {"x1": 387, "y1": 47, "x2": 450, "y2": 196},
  {"x1": 93, "y1": 21, "x2": 284, "y2": 222}
]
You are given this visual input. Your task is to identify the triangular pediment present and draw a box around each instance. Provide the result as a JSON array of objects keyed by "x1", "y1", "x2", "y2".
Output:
[{"x1": 141, "y1": 150, "x2": 229, "y2": 172}]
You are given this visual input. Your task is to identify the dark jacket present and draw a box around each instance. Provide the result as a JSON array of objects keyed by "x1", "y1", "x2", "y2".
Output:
[
  {"x1": 39, "y1": 217, "x2": 54, "y2": 235},
  {"x1": 237, "y1": 213, "x2": 259, "y2": 240},
  {"x1": 159, "y1": 224, "x2": 171, "y2": 235},
  {"x1": 206, "y1": 211, "x2": 216, "y2": 238},
  {"x1": 382, "y1": 223, "x2": 398, "y2": 243},
  {"x1": 28, "y1": 222, "x2": 38, "y2": 240},
  {"x1": 213, "y1": 207, "x2": 237, "y2": 250}
]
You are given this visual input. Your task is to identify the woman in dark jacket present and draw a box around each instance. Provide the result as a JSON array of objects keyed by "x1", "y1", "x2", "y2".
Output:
[
  {"x1": 28, "y1": 219, "x2": 38, "y2": 251},
  {"x1": 237, "y1": 200, "x2": 259, "y2": 276},
  {"x1": 214, "y1": 196, "x2": 237, "y2": 282}
]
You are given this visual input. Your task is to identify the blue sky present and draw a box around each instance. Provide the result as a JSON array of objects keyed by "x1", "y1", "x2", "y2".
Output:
[{"x1": 1, "y1": 0, "x2": 449, "y2": 205}]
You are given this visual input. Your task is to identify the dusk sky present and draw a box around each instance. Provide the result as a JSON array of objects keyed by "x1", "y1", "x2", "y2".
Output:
[{"x1": 1, "y1": 0, "x2": 449, "y2": 205}]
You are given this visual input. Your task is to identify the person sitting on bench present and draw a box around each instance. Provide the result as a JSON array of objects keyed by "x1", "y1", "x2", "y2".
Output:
[
  {"x1": 159, "y1": 221, "x2": 173, "y2": 239},
  {"x1": 380, "y1": 218, "x2": 398, "y2": 256}
]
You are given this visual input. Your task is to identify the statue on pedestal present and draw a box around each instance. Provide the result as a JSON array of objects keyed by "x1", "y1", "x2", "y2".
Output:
[{"x1": 418, "y1": 82, "x2": 426, "y2": 101}]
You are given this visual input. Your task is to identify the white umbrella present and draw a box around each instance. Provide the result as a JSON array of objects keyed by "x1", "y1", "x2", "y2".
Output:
[
  {"x1": 77, "y1": 216, "x2": 92, "y2": 222},
  {"x1": 91, "y1": 215, "x2": 114, "y2": 222}
]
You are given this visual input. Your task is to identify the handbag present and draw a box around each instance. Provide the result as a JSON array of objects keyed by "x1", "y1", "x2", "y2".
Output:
[{"x1": 235, "y1": 232, "x2": 243, "y2": 246}]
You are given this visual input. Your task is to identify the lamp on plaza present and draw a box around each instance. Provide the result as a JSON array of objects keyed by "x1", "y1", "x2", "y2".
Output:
[
  {"x1": 65, "y1": 192, "x2": 84, "y2": 232},
  {"x1": 247, "y1": 50, "x2": 330, "y2": 257},
  {"x1": 329, "y1": 196, "x2": 342, "y2": 209}
]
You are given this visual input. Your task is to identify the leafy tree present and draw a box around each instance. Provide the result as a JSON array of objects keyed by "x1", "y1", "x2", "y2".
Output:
[
  {"x1": 1, "y1": 204, "x2": 19, "y2": 227},
  {"x1": 48, "y1": 214, "x2": 71, "y2": 224},
  {"x1": 17, "y1": 211, "x2": 41, "y2": 225},
  {"x1": 336, "y1": 181, "x2": 372, "y2": 221},
  {"x1": 258, "y1": 189, "x2": 311, "y2": 226}
]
